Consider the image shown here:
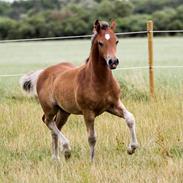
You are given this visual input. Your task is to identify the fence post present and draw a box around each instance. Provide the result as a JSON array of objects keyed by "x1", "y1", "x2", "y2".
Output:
[{"x1": 147, "y1": 20, "x2": 155, "y2": 97}]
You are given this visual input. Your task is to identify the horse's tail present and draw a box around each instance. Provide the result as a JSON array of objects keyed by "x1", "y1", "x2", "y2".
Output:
[{"x1": 19, "y1": 69, "x2": 43, "y2": 97}]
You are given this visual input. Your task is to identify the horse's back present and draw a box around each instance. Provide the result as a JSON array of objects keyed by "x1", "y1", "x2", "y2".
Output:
[{"x1": 37, "y1": 62, "x2": 75, "y2": 90}]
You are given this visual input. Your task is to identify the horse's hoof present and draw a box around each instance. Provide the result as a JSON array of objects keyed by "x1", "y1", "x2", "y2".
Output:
[
  {"x1": 127, "y1": 143, "x2": 138, "y2": 155},
  {"x1": 64, "y1": 149, "x2": 71, "y2": 160},
  {"x1": 63, "y1": 144, "x2": 71, "y2": 160}
]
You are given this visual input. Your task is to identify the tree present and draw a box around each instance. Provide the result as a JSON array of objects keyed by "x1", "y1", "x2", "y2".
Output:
[
  {"x1": 116, "y1": 14, "x2": 151, "y2": 32},
  {"x1": 0, "y1": 17, "x2": 17, "y2": 39},
  {"x1": 153, "y1": 8, "x2": 177, "y2": 30},
  {"x1": 95, "y1": 0, "x2": 133, "y2": 20},
  {"x1": 0, "y1": 1, "x2": 11, "y2": 16}
]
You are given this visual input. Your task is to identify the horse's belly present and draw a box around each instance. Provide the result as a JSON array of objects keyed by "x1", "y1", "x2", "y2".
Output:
[
  {"x1": 57, "y1": 95, "x2": 81, "y2": 115},
  {"x1": 54, "y1": 77, "x2": 81, "y2": 115}
]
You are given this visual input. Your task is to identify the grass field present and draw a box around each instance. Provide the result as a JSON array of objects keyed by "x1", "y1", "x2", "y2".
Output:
[{"x1": 0, "y1": 37, "x2": 183, "y2": 182}]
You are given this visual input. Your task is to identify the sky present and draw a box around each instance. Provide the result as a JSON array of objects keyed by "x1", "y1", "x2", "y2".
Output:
[
  {"x1": 0, "y1": 0, "x2": 16, "y2": 2},
  {"x1": 0, "y1": 0, "x2": 23, "y2": 2}
]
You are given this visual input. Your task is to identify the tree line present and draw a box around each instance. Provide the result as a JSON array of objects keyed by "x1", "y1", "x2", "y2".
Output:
[{"x1": 0, "y1": 0, "x2": 183, "y2": 40}]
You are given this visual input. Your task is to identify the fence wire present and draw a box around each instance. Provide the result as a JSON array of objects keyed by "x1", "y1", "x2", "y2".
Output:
[
  {"x1": 0, "y1": 30, "x2": 183, "y2": 43},
  {"x1": 0, "y1": 29, "x2": 183, "y2": 77},
  {"x1": 1, "y1": 65, "x2": 183, "y2": 78}
]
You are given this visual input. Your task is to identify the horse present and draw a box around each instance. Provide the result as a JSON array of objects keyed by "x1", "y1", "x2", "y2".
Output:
[{"x1": 20, "y1": 20, "x2": 138, "y2": 161}]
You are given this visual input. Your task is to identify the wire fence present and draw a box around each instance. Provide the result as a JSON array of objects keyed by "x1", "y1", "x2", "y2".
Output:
[
  {"x1": 0, "y1": 28, "x2": 183, "y2": 78},
  {"x1": 0, "y1": 30, "x2": 183, "y2": 44},
  {"x1": 1, "y1": 65, "x2": 183, "y2": 78}
]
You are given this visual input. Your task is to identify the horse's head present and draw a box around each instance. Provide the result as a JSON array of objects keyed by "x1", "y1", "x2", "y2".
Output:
[{"x1": 93, "y1": 20, "x2": 119, "y2": 70}]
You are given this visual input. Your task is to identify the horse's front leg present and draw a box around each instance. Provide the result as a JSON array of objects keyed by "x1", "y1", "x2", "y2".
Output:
[
  {"x1": 83, "y1": 112, "x2": 96, "y2": 161},
  {"x1": 107, "y1": 100, "x2": 139, "y2": 154}
]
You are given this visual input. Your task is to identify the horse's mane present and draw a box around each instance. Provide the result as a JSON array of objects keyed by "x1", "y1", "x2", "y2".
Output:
[
  {"x1": 91, "y1": 21, "x2": 109, "y2": 44},
  {"x1": 85, "y1": 57, "x2": 89, "y2": 64}
]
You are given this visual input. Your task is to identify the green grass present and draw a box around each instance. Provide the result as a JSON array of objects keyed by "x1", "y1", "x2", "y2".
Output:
[{"x1": 0, "y1": 37, "x2": 183, "y2": 182}]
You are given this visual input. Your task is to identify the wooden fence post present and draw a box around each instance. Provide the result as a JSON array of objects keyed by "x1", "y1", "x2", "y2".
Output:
[{"x1": 147, "y1": 20, "x2": 155, "y2": 97}]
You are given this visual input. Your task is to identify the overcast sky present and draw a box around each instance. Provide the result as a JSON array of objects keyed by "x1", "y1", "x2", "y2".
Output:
[
  {"x1": 0, "y1": 0, "x2": 15, "y2": 2},
  {"x1": 0, "y1": 0, "x2": 21, "y2": 2}
]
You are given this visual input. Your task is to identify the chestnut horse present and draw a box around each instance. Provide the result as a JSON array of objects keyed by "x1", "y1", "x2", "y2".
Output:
[{"x1": 20, "y1": 20, "x2": 138, "y2": 161}]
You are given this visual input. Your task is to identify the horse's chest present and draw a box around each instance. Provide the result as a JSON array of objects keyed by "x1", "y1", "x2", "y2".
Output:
[
  {"x1": 77, "y1": 89, "x2": 117, "y2": 114},
  {"x1": 76, "y1": 76, "x2": 120, "y2": 114}
]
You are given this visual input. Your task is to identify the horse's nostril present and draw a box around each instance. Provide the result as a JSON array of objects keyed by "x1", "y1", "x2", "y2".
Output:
[
  {"x1": 108, "y1": 59, "x2": 113, "y2": 65},
  {"x1": 115, "y1": 59, "x2": 119, "y2": 65}
]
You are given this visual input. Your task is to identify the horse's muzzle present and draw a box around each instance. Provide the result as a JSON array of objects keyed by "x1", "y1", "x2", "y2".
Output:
[{"x1": 107, "y1": 58, "x2": 119, "y2": 70}]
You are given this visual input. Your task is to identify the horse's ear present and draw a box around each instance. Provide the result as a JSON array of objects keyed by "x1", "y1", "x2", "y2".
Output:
[
  {"x1": 111, "y1": 20, "x2": 116, "y2": 31},
  {"x1": 94, "y1": 19, "x2": 101, "y2": 33}
]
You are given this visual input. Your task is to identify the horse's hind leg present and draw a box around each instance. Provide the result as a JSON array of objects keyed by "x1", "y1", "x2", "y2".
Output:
[
  {"x1": 55, "y1": 110, "x2": 71, "y2": 159},
  {"x1": 51, "y1": 130, "x2": 60, "y2": 161},
  {"x1": 43, "y1": 109, "x2": 70, "y2": 160}
]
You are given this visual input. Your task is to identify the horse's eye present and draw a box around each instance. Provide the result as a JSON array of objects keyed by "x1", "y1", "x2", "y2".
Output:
[
  {"x1": 98, "y1": 41, "x2": 104, "y2": 47},
  {"x1": 116, "y1": 40, "x2": 119, "y2": 45}
]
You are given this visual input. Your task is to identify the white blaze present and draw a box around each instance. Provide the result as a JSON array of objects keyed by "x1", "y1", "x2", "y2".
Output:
[{"x1": 105, "y1": 34, "x2": 110, "y2": 40}]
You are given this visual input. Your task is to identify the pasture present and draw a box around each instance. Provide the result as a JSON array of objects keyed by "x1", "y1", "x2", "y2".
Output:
[{"x1": 0, "y1": 37, "x2": 183, "y2": 182}]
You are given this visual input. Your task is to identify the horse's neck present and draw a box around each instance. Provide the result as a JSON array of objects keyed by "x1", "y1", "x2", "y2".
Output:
[{"x1": 87, "y1": 43, "x2": 112, "y2": 83}]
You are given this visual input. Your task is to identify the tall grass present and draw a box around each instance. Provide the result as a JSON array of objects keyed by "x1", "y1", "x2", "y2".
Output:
[{"x1": 0, "y1": 92, "x2": 183, "y2": 182}]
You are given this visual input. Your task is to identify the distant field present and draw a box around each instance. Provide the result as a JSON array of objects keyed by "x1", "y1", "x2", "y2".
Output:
[
  {"x1": 0, "y1": 37, "x2": 183, "y2": 182},
  {"x1": 0, "y1": 37, "x2": 183, "y2": 98}
]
